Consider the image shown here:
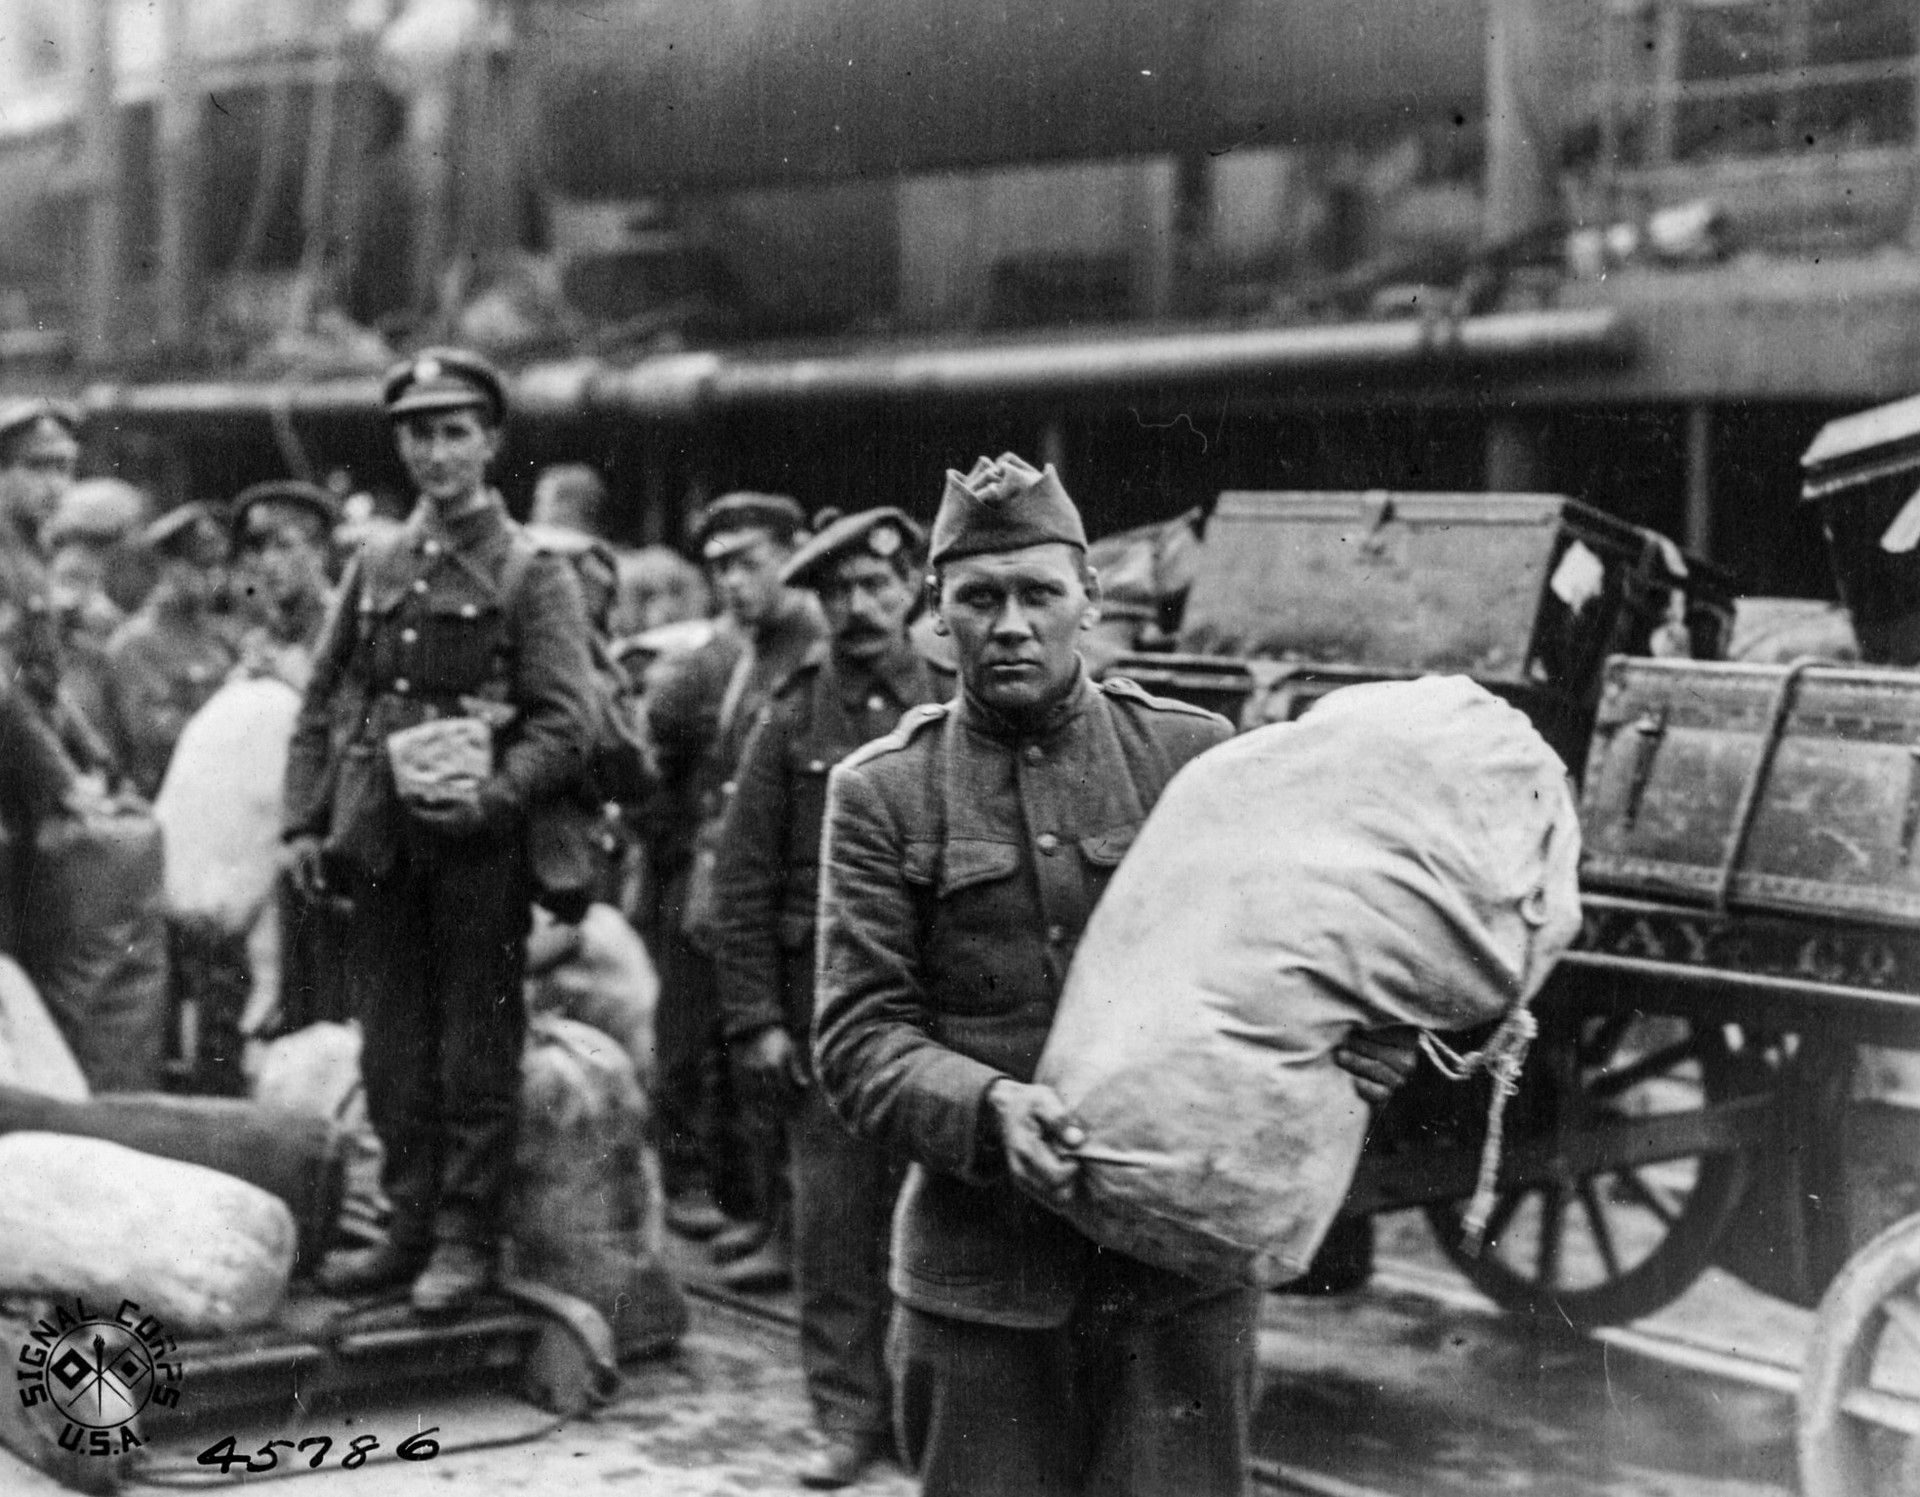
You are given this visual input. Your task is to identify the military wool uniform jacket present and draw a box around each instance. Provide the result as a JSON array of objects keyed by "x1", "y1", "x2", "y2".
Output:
[
  {"x1": 282, "y1": 494, "x2": 595, "y2": 875},
  {"x1": 707, "y1": 633, "x2": 952, "y2": 1047},
  {"x1": 813, "y1": 668, "x2": 1232, "y2": 1329}
]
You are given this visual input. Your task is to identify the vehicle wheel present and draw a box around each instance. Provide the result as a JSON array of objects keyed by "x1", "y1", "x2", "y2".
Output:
[
  {"x1": 1800, "y1": 1211, "x2": 1920, "y2": 1497},
  {"x1": 1423, "y1": 1010, "x2": 1761, "y2": 1329}
]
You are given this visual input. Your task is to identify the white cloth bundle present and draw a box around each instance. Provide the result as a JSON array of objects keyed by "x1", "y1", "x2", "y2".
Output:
[
  {"x1": 1036, "y1": 675, "x2": 1582, "y2": 1288},
  {"x1": 153, "y1": 676, "x2": 301, "y2": 935}
]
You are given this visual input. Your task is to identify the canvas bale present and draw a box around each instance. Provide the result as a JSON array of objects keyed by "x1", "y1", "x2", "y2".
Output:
[
  {"x1": 0, "y1": 957, "x2": 88, "y2": 1102},
  {"x1": 153, "y1": 676, "x2": 301, "y2": 935},
  {"x1": 0, "y1": 1132, "x2": 295, "y2": 1334},
  {"x1": 1036, "y1": 675, "x2": 1582, "y2": 1289},
  {"x1": 19, "y1": 801, "x2": 169, "y2": 1093},
  {"x1": 251, "y1": 1022, "x2": 389, "y2": 1250},
  {"x1": 526, "y1": 904, "x2": 658, "y2": 1089},
  {"x1": 507, "y1": 1015, "x2": 686, "y2": 1361}
]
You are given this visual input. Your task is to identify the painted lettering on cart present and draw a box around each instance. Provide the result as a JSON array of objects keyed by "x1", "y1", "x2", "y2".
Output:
[
  {"x1": 15, "y1": 1296, "x2": 183, "y2": 1456},
  {"x1": 196, "y1": 1427, "x2": 441, "y2": 1474}
]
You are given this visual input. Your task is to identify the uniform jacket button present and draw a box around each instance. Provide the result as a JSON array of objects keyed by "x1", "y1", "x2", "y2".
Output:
[
  {"x1": 1047, "y1": 923, "x2": 1065, "y2": 943},
  {"x1": 394, "y1": 678, "x2": 411, "y2": 694},
  {"x1": 401, "y1": 628, "x2": 418, "y2": 644},
  {"x1": 412, "y1": 579, "x2": 429, "y2": 594},
  {"x1": 460, "y1": 604, "x2": 478, "y2": 619},
  {"x1": 1037, "y1": 832, "x2": 1060, "y2": 855},
  {"x1": 1024, "y1": 745, "x2": 1043, "y2": 764}
]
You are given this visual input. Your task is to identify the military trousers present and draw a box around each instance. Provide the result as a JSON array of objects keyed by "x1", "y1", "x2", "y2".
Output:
[
  {"x1": 888, "y1": 1278, "x2": 1261, "y2": 1497},
  {"x1": 343, "y1": 828, "x2": 530, "y2": 1250},
  {"x1": 646, "y1": 861, "x2": 755, "y2": 1218},
  {"x1": 792, "y1": 1077, "x2": 904, "y2": 1440}
]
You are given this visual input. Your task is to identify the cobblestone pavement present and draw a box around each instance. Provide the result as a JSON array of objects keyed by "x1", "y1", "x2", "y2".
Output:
[{"x1": 0, "y1": 1211, "x2": 1818, "y2": 1495}]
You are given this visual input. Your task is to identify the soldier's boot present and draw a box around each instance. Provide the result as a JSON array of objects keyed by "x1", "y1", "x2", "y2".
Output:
[
  {"x1": 410, "y1": 1241, "x2": 496, "y2": 1316},
  {"x1": 714, "y1": 1211, "x2": 792, "y2": 1294},
  {"x1": 709, "y1": 1215, "x2": 771, "y2": 1264},
  {"x1": 666, "y1": 1185, "x2": 732, "y2": 1242},
  {"x1": 799, "y1": 1429, "x2": 890, "y2": 1490},
  {"x1": 317, "y1": 1238, "x2": 430, "y2": 1297}
]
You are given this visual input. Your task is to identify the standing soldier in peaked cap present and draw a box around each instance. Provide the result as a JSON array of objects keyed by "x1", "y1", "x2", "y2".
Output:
[
  {"x1": 813, "y1": 455, "x2": 1418, "y2": 1496},
  {"x1": 0, "y1": 397, "x2": 81, "y2": 560},
  {"x1": 707, "y1": 507, "x2": 952, "y2": 1487},
  {"x1": 639, "y1": 491, "x2": 824, "y2": 1259},
  {"x1": 283, "y1": 347, "x2": 598, "y2": 1313},
  {"x1": 0, "y1": 400, "x2": 84, "y2": 741},
  {"x1": 227, "y1": 479, "x2": 341, "y2": 688},
  {"x1": 102, "y1": 502, "x2": 237, "y2": 798}
]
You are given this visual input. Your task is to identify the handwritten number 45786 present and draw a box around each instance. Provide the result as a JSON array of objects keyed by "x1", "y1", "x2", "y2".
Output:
[{"x1": 196, "y1": 1428, "x2": 440, "y2": 1472}]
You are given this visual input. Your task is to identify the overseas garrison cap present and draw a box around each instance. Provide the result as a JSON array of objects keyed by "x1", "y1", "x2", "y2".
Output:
[
  {"x1": 381, "y1": 347, "x2": 507, "y2": 424},
  {"x1": 0, "y1": 397, "x2": 80, "y2": 455},
  {"x1": 928, "y1": 453, "x2": 1087, "y2": 567},
  {"x1": 230, "y1": 479, "x2": 339, "y2": 545},
  {"x1": 691, "y1": 491, "x2": 808, "y2": 563},
  {"x1": 143, "y1": 501, "x2": 229, "y2": 566},
  {"x1": 781, "y1": 507, "x2": 924, "y2": 590}
]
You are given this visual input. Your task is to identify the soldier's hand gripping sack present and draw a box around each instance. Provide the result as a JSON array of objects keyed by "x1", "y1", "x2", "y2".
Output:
[{"x1": 1034, "y1": 675, "x2": 1582, "y2": 1289}]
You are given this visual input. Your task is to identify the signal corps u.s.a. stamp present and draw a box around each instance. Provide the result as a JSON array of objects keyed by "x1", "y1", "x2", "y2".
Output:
[{"x1": 16, "y1": 1296, "x2": 182, "y2": 1458}]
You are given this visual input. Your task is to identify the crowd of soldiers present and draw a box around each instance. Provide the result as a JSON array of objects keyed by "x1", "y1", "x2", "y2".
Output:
[{"x1": 0, "y1": 350, "x2": 1416, "y2": 1497}]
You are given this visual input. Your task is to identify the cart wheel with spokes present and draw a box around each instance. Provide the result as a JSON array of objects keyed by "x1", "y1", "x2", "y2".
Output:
[
  {"x1": 1422, "y1": 1009, "x2": 1763, "y2": 1329},
  {"x1": 1800, "y1": 1211, "x2": 1920, "y2": 1497}
]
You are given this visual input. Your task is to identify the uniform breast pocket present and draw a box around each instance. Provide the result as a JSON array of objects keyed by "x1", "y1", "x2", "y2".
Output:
[
  {"x1": 413, "y1": 600, "x2": 507, "y2": 695},
  {"x1": 1078, "y1": 822, "x2": 1142, "y2": 903},
  {"x1": 912, "y1": 839, "x2": 1032, "y2": 1016}
]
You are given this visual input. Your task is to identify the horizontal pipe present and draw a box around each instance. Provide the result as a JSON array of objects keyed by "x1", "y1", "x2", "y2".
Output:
[{"x1": 79, "y1": 309, "x2": 1632, "y2": 425}]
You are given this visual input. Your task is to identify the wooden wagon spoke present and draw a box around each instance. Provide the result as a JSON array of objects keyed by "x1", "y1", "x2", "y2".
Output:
[
  {"x1": 1589, "y1": 1038, "x2": 1700, "y2": 1102},
  {"x1": 1579, "y1": 1013, "x2": 1636, "y2": 1070},
  {"x1": 1577, "y1": 1177, "x2": 1625, "y2": 1281},
  {"x1": 1537, "y1": 1185, "x2": 1566, "y2": 1289},
  {"x1": 1612, "y1": 1165, "x2": 1680, "y2": 1227}
]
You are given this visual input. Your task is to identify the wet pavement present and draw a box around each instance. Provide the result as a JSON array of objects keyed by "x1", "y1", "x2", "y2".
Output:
[{"x1": 0, "y1": 1212, "x2": 1812, "y2": 1495}]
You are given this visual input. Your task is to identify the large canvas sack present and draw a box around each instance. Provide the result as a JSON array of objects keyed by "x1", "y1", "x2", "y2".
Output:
[
  {"x1": 526, "y1": 903, "x2": 658, "y2": 1088},
  {"x1": 1036, "y1": 675, "x2": 1583, "y2": 1289},
  {"x1": 507, "y1": 1015, "x2": 686, "y2": 1362},
  {"x1": 0, "y1": 1132, "x2": 295, "y2": 1334},
  {"x1": 0, "y1": 957, "x2": 88, "y2": 1102},
  {"x1": 18, "y1": 800, "x2": 169, "y2": 1092},
  {"x1": 153, "y1": 676, "x2": 301, "y2": 935},
  {"x1": 251, "y1": 1021, "x2": 388, "y2": 1250},
  {"x1": 0, "y1": 1085, "x2": 344, "y2": 1265}
]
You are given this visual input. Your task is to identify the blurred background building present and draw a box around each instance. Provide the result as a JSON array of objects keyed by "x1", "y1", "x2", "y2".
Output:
[{"x1": 1, "y1": 0, "x2": 1916, "y2": 588}]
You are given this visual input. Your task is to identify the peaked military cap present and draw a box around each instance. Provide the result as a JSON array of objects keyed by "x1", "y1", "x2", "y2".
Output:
[
  {"x1": 781, "y1": 506, "x2": 925, "y2": 589},
  {"x1": 230, "y1": 479, "x2": 339, "y2": 544},
  {"x1": 928, "y1": 452, "x2": 1087, "y2": 567},
  {"x1": 143, "y1": 501, "x2": 230, "y2": 565},
  {"x1": 382, "y1": 347, "x2": 507, "y2": 424},
  {"x1": 692, "y1": 491, "x2": 808, "y2": 563},
  {"x1": 0, "y1": 396, "x2": 80, "y2": 453}
]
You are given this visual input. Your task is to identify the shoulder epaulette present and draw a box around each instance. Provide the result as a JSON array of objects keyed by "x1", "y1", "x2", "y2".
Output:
[
  {"x1": 771, "y1": 645, "x2": 828, "y2": 698},
  {"x1": 837, "y1": 701, "x2": 949, "y2": 771},
  {"x1": 1098, "y1": 674, "x2": 1224, "y2": 721}
]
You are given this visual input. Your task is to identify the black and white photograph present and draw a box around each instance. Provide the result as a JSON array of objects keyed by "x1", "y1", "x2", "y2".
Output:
[{"x1": 0, "y1": 2, "x2": 1914, "y2": 1493}]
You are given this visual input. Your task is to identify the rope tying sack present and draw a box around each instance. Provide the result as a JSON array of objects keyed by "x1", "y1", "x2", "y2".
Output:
[{"x1": 1419, "y1": 998, "x2": 1541, "y2": 1257}]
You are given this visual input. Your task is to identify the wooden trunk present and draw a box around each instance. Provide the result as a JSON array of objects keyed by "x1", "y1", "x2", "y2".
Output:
[{"x1": 1580, "y1": 658, "x2": 1920, "y2": 927}]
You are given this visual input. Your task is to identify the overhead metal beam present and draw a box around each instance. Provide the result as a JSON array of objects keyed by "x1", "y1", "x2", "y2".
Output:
[{"x1": 78, "y1": 309, "x2": 1632, "y2": 426}]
